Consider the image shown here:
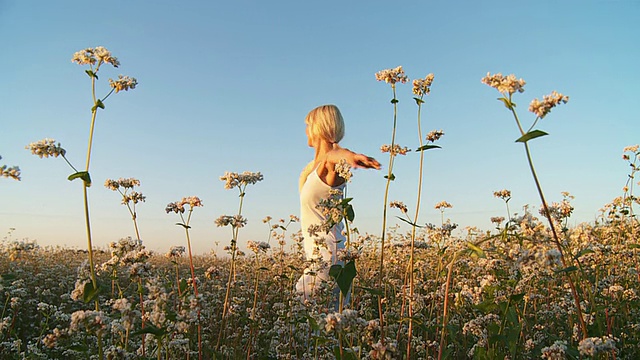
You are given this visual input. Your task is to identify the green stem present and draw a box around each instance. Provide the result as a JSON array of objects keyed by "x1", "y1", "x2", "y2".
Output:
[
  {"x1": 378, "y1": 85, "x2": 398, "y2": 345},
  {"x1": 182, "y1": 210, "x2": 202, "y2": 360},
  {"x1": 406, "y1": 100, "x2": 426, "y2": 359},
  {"x1": 507, "y1": 95, "x2": 588, "y2": 339},
  {"x1": 522, "y1": 141, "x2": 588, "y2": 339}
]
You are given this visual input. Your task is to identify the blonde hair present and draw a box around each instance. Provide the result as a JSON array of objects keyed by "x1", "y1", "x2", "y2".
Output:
[{"x1": 305, "y1": 104, "x2": 345, "y2": 144}]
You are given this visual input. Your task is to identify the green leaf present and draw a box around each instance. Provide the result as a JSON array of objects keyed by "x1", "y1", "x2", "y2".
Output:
[
  {"x1": 395, "y1": 216, "x2": 423, "y2": 228},
  {"x1": 306, "y1": 314, "x2": 320, "y2": 331},
  {"x1": 467, "y1": 242, "x2": 486, "y2": 258},
  {"x1": 384, "y1": 173, "x2": 396, "y2": 181},
  {"x1": 329, "y1": 261, "x2": 357, "y2": 296},
  {"x1": 515, "y1": 130, "x2": 549, "y2": 143},
  {"x1": 413, "y1": 97, "x2": 425, "y2": 105},
  {"x1": 574, "y1": 248, "x2": 595, "y2": 259},
  {"x1": 68, "y1": 171, "x2": 92, "y2": 187},
  {"x1": 132, "y1": 325, "x2": 167, "y2": 338},
  {"x1": 628, "y1": 244, "x2": 640, "y2": 249},
  {"x1": 509, "y1": 293, "x2": 525, "y2": 303},
  {"x1": 179, "y1": 279, "x2": 188, "y2": 295},
  {"x1": 355, "y1": 286, "x2": 383, "y2": 296},
  {"x1": 1, "y1": 273, "x2": 17, "y2": 283},
  {"x1": 346, "y1": 204, "x2": 355, "y2": 222},
  {"x1": 85, "y1": 69, "x2": 98, "y2": 79},
  {"x1": 333, "y1": 346, "x2": 358, "y2": 360},
  {"x1": 555, "y1": 265, "x2": 578, "y2": 274},
  {"x1": 390, "y1": 98, "x2": 399, "y2": 104},
  {"x1": 415, "y1": 144, "x2": 441, "y2": 152},
  {"x1": 497, "y1": 97, "x2": 514, "y2": 110},
  {"x1": 91, "y1": 99, "x2": 105, "y2": 112},
  {"x1": 175, "y1": 223, "x2": 191, "y2": 229},
  {"x1": 82, "y1": 282, "x2": 101, "y2": 303}
]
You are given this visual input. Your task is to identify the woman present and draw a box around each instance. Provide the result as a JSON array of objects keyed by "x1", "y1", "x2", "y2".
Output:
[{"x1": 295, "y1": 104, "x2": 380, "y2": 300}]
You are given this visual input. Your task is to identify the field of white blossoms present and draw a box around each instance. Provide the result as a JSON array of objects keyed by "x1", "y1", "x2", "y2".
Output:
[
  {"x1": 1, "y1": 193, "x2": 639, "y2": 359},
  {"x1": 2, "y1": 48, "x2": 639, "y2": 359}
]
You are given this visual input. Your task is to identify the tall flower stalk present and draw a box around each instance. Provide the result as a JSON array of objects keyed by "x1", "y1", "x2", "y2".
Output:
[
  {"x1": 482, "y1": 72, "x2": 588, "y2": 339},
  {"x1": 403, "y1": 75, "x2": 436, "y2": 358},
  {"x1": 216, "y1": 171, "x2": 263, "y2": 349},
  {"x1": 166, "y1": 196, "x2": 204, "y2": 360},
  {"x1": 26, "y1": 47, "x2": 136, "y2": 360},
  {"x1": 622, "y1": 145, "x2": 639, "y2": 221},
  {"x1": 71, "y1": 47, "x2": 137, "y2": 316},
  {"x1": 374, "y1": 65, "x2": 408, "y2": 343},
  {"x1": 105, "y1": 177, "x2": 147, "y2": 355}
]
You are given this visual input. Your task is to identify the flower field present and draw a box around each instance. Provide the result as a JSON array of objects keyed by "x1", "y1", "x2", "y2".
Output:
[{"x1": 1, "y1": 202, "x2": 639, "y2": 359}]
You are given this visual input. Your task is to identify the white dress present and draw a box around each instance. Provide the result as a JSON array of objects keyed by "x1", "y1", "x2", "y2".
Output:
[{"x1": 296, "y1": 166, "x2": 346, "y2": 297}]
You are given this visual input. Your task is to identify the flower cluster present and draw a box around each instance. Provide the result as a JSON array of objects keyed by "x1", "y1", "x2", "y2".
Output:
[
  {"x1": 105, "y1": 178, "x2": 145, "y2": 204},
  {"x1": 165, "y1": 196, "x2": 203, "y2": 213},
  {"x1": 312, "y1": 189, "x2": 348, "y2": 235},
  {"x1": 220, "y1": 171, "x2": 264, "y2": 190},
  {"x1": 380, "y1": 144, "x2": 410, "y2": 156},
  {"x1": 622, "y1": 144, "x2": 639, "y2": 161},
  {"x1": 215, "y1": 214, "x2": 247, "y2": 228},
  {"x1": 434, "y1": 201, "x2": 453, "y2": 210},
  {"x1": 247, "y1": 240, "x2": 270, "y2": 253},
  {"x1": 389, "y1": 200, "x2": 408, "y2": 214},
  {"x1": 493, "y1": 189, "x2": 512, "y2": 200},
  {"x1": 412, "y1": 74, "x2": 435, "y2": 96},
  {"x1": 375, "y1": 66, "x2": 409, "y2": 85},
  {"x1": 528, "y1": 91, "x2": 569, "y2": 118},
  {"x1": 540, "y1": 340, "x2": 567, "y2": 360},
  {"x1": 165, "y1": 246, "x2": 186, "y2": 259},
  {"x1": 104, "y1": 178, "x2": 141, "y2": 190},
  {"x1": 425, "y1": 129, "x2": 444, "y2": 142},
  {"x1": 72, "y1": 46, "x2": 120, "y2": 67},
  {"x1": 334, "y1": 158, "x2": 352, "y2": 182},
  {"x1": 481, "y1": 72, "x2": 526, "y2": 94},
  {"x1": 577, "y1": 335, "x2": 617, "y2": 357},
  {"x1": 109, "y1": 75, "x2": 138, "y2": 93},
  {"x1": 26, "y1": 138, "x2": 66, "y2": 158},
  {"x1": 0, "y1": 156, "x2": 20, "y2": 181}
]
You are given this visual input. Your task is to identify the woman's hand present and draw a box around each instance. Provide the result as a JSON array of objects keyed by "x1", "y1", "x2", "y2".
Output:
[{"x1": 352, "y1": 153, "x2": 381, "y2": 169}]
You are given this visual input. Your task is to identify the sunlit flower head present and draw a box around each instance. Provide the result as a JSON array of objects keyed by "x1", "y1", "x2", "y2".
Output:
[
  {"x1": 425, "y1": 129, "x2": 444, "y2": 143},
  {"x1": 247, "y1": 240, "x2": 270, "y2": 253},
  {"x1": 215, "y1": 214, "x2": 247, "y2": 228},
  {"x1": 412, "y1": 74, "x2": 435, "y2": 96},
  {"x1": 389, "y1": 200, "x2": 408, "y2": 214},
  {"x1": 481, "y1": 72, "x2": 526, "y2": 95},
  {"x1": 220, "y1": 171, "x2": 264, "y2": 190},
  {"x1": 165, "y1": 202, "x2": 185, "y2": 214},
  {"x1": 528, "y1": 91, "x2": 569, "y2": 118},
  {"x1": 72, "y1": 46, "x2": 120, "y2": 67},
  {"x1": 375, "y1": 66, "x2": 409, "y2": 85},
  {"x1": 380, "y1": 144, "x2": 410, "y2": 156},
  {"x1": 623, "y1": 145, "x2": 639, "y2": 154},
  {"x1": 434, "y1": 201, "x2": 453, "y2": 210},
  {"x1": 109, "y1": 75, "x2": 138, "y2": 93},
  {"x1": 104, "y1": 177, "x2": 141, "y2": 190},
  {"x1": 262, "y1": 216, "x2": 272, "y2": 223},
  {"x1": 1, "y1": 163, "x2": 21, "y2": 181},
  {"x1": 493, "y1": 189, "x2": 511, "y2": 200},
  {"x1": 165, "y1": 246, "x2": 185, "y2": 258},
  {"x1": 123, "y1": 191, "x2": 145, "y2": 205},
  {"x1": 26, "y1": 138, "x2": 66, "y2": 158}
]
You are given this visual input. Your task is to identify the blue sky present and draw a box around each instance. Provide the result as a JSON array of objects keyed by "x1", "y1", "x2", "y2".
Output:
[{"x1": 1, "y1": 0, "x2": 638, "y2": 254}]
